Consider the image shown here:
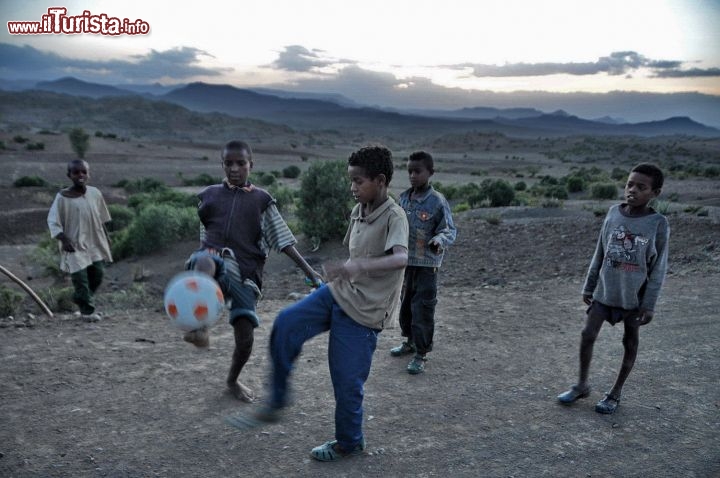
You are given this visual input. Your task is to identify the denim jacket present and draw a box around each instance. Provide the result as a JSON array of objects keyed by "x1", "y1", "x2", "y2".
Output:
[{"x1": 399, "y1": 185, "x2": 457, "y2": 267}]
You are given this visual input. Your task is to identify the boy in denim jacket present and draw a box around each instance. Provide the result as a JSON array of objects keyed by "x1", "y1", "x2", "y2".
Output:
[{"x1": 391, "y1": 151, "x2": 457, "y2": 374}]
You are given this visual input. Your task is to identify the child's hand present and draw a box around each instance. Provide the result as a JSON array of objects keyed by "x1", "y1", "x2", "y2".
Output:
[
  {"x1": 637, "y1": 309, "x2": 654, "y2": 325},
  {"x1": 60, "y1": 236, "x2": 75, "y2": 253},
  {"x1": 582, "y1": 294, "x2": 593, "y2": 305},
  {"x1": 429, "y1": 239, "x2": 443, "y2": 254},
  {"x1": 323, "y1": 260, "x2": 360, "y2": 281}
]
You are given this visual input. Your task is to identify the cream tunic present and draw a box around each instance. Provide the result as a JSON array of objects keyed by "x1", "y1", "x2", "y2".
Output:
[{"x1": 47, "y1": 186, "x2": 113, "y2": 274}]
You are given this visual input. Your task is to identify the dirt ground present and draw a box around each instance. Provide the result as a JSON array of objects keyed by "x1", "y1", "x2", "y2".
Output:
[{"x1": 1, "y1": 195, "x2": 719, "y2": 477}]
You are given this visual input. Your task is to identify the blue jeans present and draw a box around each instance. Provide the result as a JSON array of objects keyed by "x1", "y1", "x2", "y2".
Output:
[
  {"x1": 398, "y1": 266, "x2": 438, "y2": 355},
  {"x1": 269, "y1": 285, "x2": 379, "y2": 451}
]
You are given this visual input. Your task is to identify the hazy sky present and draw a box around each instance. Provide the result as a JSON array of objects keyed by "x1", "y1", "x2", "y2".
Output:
[{"x1": 2, "y1": 0, "x2": 720, "y2": 108}]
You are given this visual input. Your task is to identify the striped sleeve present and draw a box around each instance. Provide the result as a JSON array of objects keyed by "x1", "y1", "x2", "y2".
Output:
[{"x1": 261, "y1": 203, "x2": 296, "y2": 252}]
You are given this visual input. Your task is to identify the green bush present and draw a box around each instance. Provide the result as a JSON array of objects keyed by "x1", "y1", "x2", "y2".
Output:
[
  {"x1": 38, "y1": 286, "x2": 75, "y2": 313},
  {"x1": 704, "y1": 166, "x2": 720, "y2": 178},
  {"x1": 180, "y1": 173, "x2": 221, "y2": 186},
  {"x1": 26, "y1": 142, "x2": 45, "y2": 151},
  {"x1": 297, "y1": 160, "x2": 353, "y2": 243},
  {"x1": 31, "y1": 236, "x2": 63, "y2": 279},
  {"x1": 255, "y1": 172, "x2": 276, "y2": 186},
  {"x1": 514, "y1": 181, "x2": 527, "y2": 191},
  {"x1": 0, "y1": 286, "x2": 24, "y2": 317},
  {"x1": 127, "y1": 189, "x2": 197, "y2": 211},
  {"x1": 452, "y1": 202, "x2": 471, "y2": 214},
  {"x1": 611, "y1": 167, "x2": 628, "y2": 181},
  {"x1": 13, "y1": 175, "x2": 49, "y2": 187},
  {"x1": 590, "y1": 183, "x2": 618, "y2": 200},
  {"x1": 282, "y1": 165, "x2": 302, "y2": 179},
  {"x1": 115, "y1": 177, "x2": 167, "y2": 193},
  {"x1": 268, "y1": 185, "x2": 296, "y2": 213},
  {"x1": 543, "y1": 185, "x2": 569, "y2": 200},
  {"x1": 112, "y1": 204, "x2": 199, "y2": 258},
  {"x1": 107, "y1": 204, "x2": 135, "y2": 232},
  {"x1": 68, "y1": 127, "x2": 90, "y2": 158},
  {"x1": 13, "y1": 135, "x2": 29, "y2": 144},
  {"x1": 480, "y1": 179, "x2": 515, "y2": 207},
  {"x1": 565, "y1": 176, "x2": 585, "y2": 193}
]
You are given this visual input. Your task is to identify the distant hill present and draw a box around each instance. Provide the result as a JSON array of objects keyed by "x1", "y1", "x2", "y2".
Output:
[
  {"x1": 410, "y1": 106, "x2": 547, "y2": 120},
  {"x1": 0, "y1": 90, "x2": 301, "y2": 142},
  {"x1": 1, "y1": 80, "x2": 718, "y2": 140},
  {"x1": 35, "y1": 77, "x2": 137, "y2": 98}
]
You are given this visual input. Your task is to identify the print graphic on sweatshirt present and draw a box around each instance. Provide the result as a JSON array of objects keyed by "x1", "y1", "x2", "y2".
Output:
[{"x1": 605, "y1": 225, "x2": 649, "y2": 272}]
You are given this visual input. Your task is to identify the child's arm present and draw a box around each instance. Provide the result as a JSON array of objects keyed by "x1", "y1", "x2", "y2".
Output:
[
  {"x1": 638, "y1": 219, "x2": 670, "y2": 324},
  {"x1": 282, "y1": 245, "x2": 323, "y2": 285},
  {"x1": 581, "y1": 218, "x2": 608, "y2": 304},
  {"x1": 47, "y1": 195, "x2": 75, "y2": 252},
  {"x1": 324, "y1": 246, "x2": 408, "y2": 281},
  {"x1": 430, "y1": 198, "x2": 457, "y2": 252}
]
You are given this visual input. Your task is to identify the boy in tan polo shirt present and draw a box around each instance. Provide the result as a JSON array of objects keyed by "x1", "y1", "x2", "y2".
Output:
[{"x1": 226, "y1": 146, "x2": 409, "y2": 462}]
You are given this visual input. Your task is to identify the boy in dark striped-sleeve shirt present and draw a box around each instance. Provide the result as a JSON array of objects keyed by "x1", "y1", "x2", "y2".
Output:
[{"x1": 184, "y1": 140, "x2": 322, "y2": 403}]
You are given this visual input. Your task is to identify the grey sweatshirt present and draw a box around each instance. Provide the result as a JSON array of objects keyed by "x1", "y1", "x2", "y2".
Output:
[{"x1": 582, "y1": 204, "x2": 670, "y2": 311}]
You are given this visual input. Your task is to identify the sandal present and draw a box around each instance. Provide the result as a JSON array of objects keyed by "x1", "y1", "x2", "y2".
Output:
[
  {"x1": 595, "y1": 393, "x2": 621, "y2": 414},
  {"x1": 390, "y1": 341, "x2": 416, "y2": 357},
  {"x1": 557, "y1": 385, "x2": 591, "y2": 404},
  {"x1": 407, "y1": 355, "x2": 427, "y2": 375},
  {"x1": 310, "y1": 438, "x2": 366, "y2": 462}
]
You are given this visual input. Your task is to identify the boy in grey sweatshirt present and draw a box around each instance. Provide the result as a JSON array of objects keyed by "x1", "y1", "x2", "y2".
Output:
[{"x1": 558, "y1": 163, "x2": 670, "y2": 414}]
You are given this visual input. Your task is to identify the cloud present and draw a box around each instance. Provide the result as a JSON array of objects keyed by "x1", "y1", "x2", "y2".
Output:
[
  {"x1": 0, "y1": 42, "x2": 230, "y2": 82},
  {"x1": 453, "y1": 51, "x2": 704, "y2": 78},
  {"x1": 653, "y1": 67, "x2": 720, "y2": 78},
  {"x1": 268, "y1": 45, "x2": 355, "y2": 73}
]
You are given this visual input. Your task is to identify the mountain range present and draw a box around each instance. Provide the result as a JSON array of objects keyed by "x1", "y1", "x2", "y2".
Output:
[{"x1": 3, "y1": 77, "x2": 719, "y2": 139}]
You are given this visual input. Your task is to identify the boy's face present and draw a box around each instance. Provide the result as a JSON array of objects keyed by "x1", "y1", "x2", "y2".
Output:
[
  {"x1": 222, "y1": 149, "x2": 252, "y2": 186},
  {"x1": 625, "y1": 171, "x2": 659, "y2": 208},
  {"x1": 348, "y1": 165, "x2": 383, "y2": 205},
  {"x1": 407, "y1": 159, "x2": 432, "y2": 189},
  {"x1": 67, "y1": 161, "x2": 89, "y2": 188}
]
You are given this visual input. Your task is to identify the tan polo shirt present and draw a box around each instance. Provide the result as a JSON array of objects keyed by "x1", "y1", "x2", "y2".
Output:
[{"x1": 328, "y1": 197, "x2": 409, "y2": 330}]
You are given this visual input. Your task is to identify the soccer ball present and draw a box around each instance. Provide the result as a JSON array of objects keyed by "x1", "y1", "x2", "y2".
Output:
[{"x1": 163, "y1": 271, "x2": 224, "y2": 331}]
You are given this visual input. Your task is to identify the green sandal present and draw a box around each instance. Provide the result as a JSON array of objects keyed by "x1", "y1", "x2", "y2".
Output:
[
  {"x1": 310, "y1": 438, "x2": 366, "y2": 462},
  {"x1": 595, "y1": 393, "x2": 621, "y2": 414}
]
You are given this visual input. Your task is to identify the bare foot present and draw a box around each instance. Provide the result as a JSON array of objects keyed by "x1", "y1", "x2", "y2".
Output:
[
  {"x1": 183, "y1": 328, "x2": 209, "y2": 348},
  {"x1": 227, "y1": 382, "x2": 255, "y2": 402}
]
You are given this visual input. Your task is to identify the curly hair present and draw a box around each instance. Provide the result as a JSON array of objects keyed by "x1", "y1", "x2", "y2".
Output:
[
  {"x1": 347, "y1": 146, "x2": 394, "y2": 185},
  {"x1": 631, "y1": 163, "x2": 664, "y2": 190}
]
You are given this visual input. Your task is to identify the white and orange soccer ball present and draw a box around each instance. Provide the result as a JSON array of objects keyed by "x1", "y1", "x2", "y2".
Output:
[{"x1": 163, "y1": 271, "x2": 224, "y2": 331}]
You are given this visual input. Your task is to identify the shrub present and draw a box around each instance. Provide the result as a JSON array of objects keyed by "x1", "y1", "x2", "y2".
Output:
[
  {"x1": 13, "y1": 175, "x2": 48, "y2": 187},
  {"x1": 68, "y1": 128, "x2": 90, "y2": 158},
  {"x1": 0, "y1": 286, "x2": 24, "y2": 317},
  {"x1": 611, "y1": 167, "x2": 627, "y2": 181},
  {"x1": 565, "y1": 176, "x2": 585, "y2": 193},
  {"x1": 112, "y1": 204, "x2": 198, "y2": 258},
  {"x1": 13, "y1": 135, "x2": 29, "y2": 144},
  {"x1": 26, "y1": 142, "x2": 45, "y2": 151},
  {"x1": 180, "y1": 173, "x2": 220, "y2": 186},
  {"x1": 255, "y1": 172, "x2": 276, "y2": 186},
  {"x1": 452, "y1": 202, "x2": 470, "y2": 214},
  {"x1": 590, "y1": 183, "x2": 618, "y2": 200},
  {"x1": 115, "y1": 177, "x2": 167, "y2": 193},
  {"x1": 31, "y1": 236, "x2": 63, "y2": 279},
  {"x1": 107, "y1": 204, "x2": 135, "y2": 232},
  {"x1": 514, "y1": 181, "x2": 527, "y2": 191},
  {"x1": 297, "y1": 160, "x2": 353, "y2": 244},
  {"x1": 543, "y1": 185, "x2": 569, "y2": 200},
  {"x1": 282, "y1": 165, "x2": 302, "y2": 179},
  {"x1": 38, "y1": 287, "x2": 75, "y2": 313},
  {"x1": 267, "y1": 184, "x2": 296, "y2": 213},
  {"x1": 704, "y1": 166, "x2": 720, "y2": 178},
  {"x1": 480, "y1": 179, "x2": 515, "y2": 207},
  {"x1": 127, "y1": 189, "x2": 197, "y2": 212}
]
